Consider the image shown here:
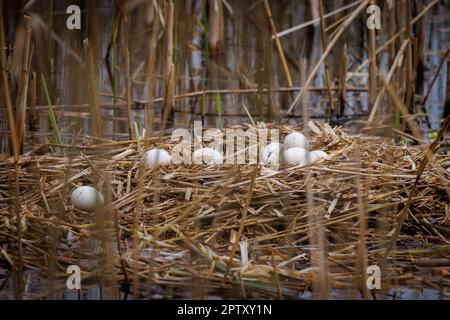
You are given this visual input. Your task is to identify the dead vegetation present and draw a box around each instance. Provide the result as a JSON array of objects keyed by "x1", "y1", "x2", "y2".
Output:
[{"x1": 0, "y1": 122, "x2": 449, "y2": 299}]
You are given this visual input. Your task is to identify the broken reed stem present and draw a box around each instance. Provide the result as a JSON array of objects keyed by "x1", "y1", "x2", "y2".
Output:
[
  {"x1": 368, "y1": 0, "x2": 377, "y2": 112},
  {"x1": 422, "y1": 48, "x2": 450, "y2": 106},
  {"x1": 263, "y1": 0, "x2": 293, "y2": 87},
  {"x1": 16, "y1": 15, "x2": 32, "y2": 153},
  {"x1": 145, "y1": 5, "x2": 160, "y2": 143},
  {"x1": 382, "y1": 76, "x2": 423, "y2": 141},
  {"x1": 123, "y1": 15, "x2": 133, "y2": 140},
  {"x1": 318, "y1": 0, "x2": 335, "y2": 118},
  {"x1": 222, "y1": 166, "x2": 258, "y2": 285},
  {"x1": 287, "y1": 0, "x2": 369, "y2": 115},
  {"x1": 382, "y1": 115, "x2": 450, "y2": 261},
  {"x1": 367, "y1": 40, "x2": 409, "y2": 123},
  {"x1": 161, "y1": 0, "x2": 175, "y2": 137},
  {"x1": 83, "y1": 38, "x2": 101, "y2": 138}
]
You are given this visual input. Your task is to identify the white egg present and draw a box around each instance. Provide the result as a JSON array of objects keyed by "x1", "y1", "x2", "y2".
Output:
[
  {"x1": 193, "y1": 148, "x2": 223, "y2": 165},
  {"x1": 261, "y1": 142, "x2": 284, "y2": 163},
  {"x1": 309, "y1": 150, "x2": 328, "y2": 162},
  {"x1": 71, "y1": 186, "x2": 104, "y2": 211},
  {"x1": 267, "y1": 150, "x2": 281, "y2": 165},
  {"x1": 281, "y1": 147, "x2": 310, "y2": 166},
  {"x1": 283, "y1": 132, "x2": 309, "y2": 150},
  {"x1": 143, "y1": 148, "x2": 172, "y2": 169}
]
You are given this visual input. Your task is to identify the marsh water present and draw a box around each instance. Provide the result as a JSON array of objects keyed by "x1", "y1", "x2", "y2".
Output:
[{"x1": 1, "y1": 0, "x2": 449, "y2": 152}]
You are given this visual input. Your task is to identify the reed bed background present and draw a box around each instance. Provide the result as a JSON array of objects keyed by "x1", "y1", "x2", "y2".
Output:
[{"x1": 0, "y1": 0, "x2": 449, "y2": 299}]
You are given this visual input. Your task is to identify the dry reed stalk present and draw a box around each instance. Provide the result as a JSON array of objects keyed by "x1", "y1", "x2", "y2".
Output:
[
  {"x1": 83, "y1": 39, "x2": 101, "y2": 138},
  {"x1": 145, "y1": 4, "x2": 160, "y2": 143},
  {"x1": 132, "y1": 157, "x2": 146, "y2": 299},
  {"x1": 209, "y1": 0, "x2": 224, "y2": 58},
  {"x1": 222, "y1": 166, "x2": 258, "y2": 285},
  {"x1": 275, "y1": 0, "x2": 365, "y2": 38},
  {"x1": 382, "y1": 115, "x2": 450, "y2": 261},
  {"x1": 1, "y1": 122, "x2": 449, "y2": 298},
  {"x1": 301, "y1": 58, "x2": 329, "y2": 299},
  {"x1": 318, "y1": 0, "x2": 335, "y2": 117},
  {"x1": 16, "y1": 15, "x2": 32, "y2": 153},
  {"x1": 382, "y1": 77, "x2": 423, "y2": 141},
  {"x1": 160, "y1": 1, "x2": 175, "y2": 137},
  {"x1": 1, "y1": 6, "x2": 23, "y2": 298},
  {"x1": 356, "y1": 175, "x2": 369, "y2": 299},
  {"x1": 422, "y1": 48, "x2": 450, "y2": 106},
  {"x1": 123, "y1": 15, "x2": 133, "y2": 140},
  {"x1": 29, "y1": 72, "x2": 37, "y2": 133},
  {"x1": 386, "y1": 1, "x2": 395, "y2": 66},
  {"x1": 338, "y1": 44, "x2": 347, "y2": 117},
  {"x1": 270, "y1": 250, "x2": 282, "y2": 299},
  {"x1": 415, "y1": 1, "x2": 426, "y2": 93},
  {"x1": 286, "y1": 0, "x2": 369, "y2": 115},
  {"x1": 97, "y1": 173, "x2": 119, "y2": 299},
  {"x1": 444, "y1": 48, "x2": 450, "y2": 118},
  {"x1": 0, "y1": 11, "x2": 19, "y2": 162},
  {"x1": 368, "y1": 0, "x2": 377, "y2": 112},
  {"x1": 405, "y1": 0, "x2": 414, "y2": 113},
  {"x1": 355, "y1": 0, "x2": 438, "y2": 74},
  {"x1": 367, "y1": 40, "x2": 409, "y2": 123},
  {"x1": 263, "y1": 0, "x2": 293, "y2": 87}
]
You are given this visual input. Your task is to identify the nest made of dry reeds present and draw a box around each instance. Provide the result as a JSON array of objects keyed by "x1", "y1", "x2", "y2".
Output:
[{"x1": 0, "y1": 122, "x2": 449, "y2": 299}]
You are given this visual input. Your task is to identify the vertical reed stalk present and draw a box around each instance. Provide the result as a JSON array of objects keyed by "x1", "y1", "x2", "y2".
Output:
[
  {"x1": 318, "y1": 0, "x2": 335, "y2": 118},
  {"x1": 47, "y1": 0, "x2": 54, "y2": 82},
  {"x1": 422, "y1": 48, "x2": 450, "y2": 106},
  {"x1": 16, "y1": 15, "x2": 32, "y2": 153},
  {"x1": 338, "y1": 44, "x2": 347, "y2": 117},
  {"x1": 405, "y1": 0, "x2": 414, "y2": 112},
  {"x1": 29, "y1": 72, "x2": 37, "y2": 134},
  {"x1": 368, "y1": 0, "x2": 377, "y2": 112},
  {"x1": 83, "y1": 39, "x2": 101, "y2": 138},
  {"x1": 161, "y1": 0, "x2": 175, "y2": 136},
  {"x1": 263, "y1": 0, "x2": 293, "y2": 87},
  {"x1": 287, "y1": 0, "x2": 369, "y2": 115},
  {"x1": 145, "y1": 4, "x2": 160, "y2": 142},
  {"x1": 356, "y1": 176, "x2": 369, "y2": 299},
  {"x1": 41, "y1": 73, "x2": 64, "y2": 154},
  {"x1": 1, "y1": 7, "x2": 24, "y2": 298},
  {"x1": 382, "y1": 114, "x2": 450, "y2": 261},
  {"x1": 444, "y1": 48, "x2": 450, "y2": 118},
  {"x1": 300, "y1": 58, "x2": 329, "y2": 299},
  {"x1": 124, "y1": 15, "x2": 133, "y2": 140}
]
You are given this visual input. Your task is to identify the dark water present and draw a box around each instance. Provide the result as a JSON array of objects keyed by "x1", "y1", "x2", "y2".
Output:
[{"x1": 1, "y1": 0, "x2": 449, "y2": 151}]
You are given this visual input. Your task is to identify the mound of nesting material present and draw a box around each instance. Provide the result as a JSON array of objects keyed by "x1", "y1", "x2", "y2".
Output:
[{"x1": 0, "y1": 122, "x2": 449, "y2": 299}]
